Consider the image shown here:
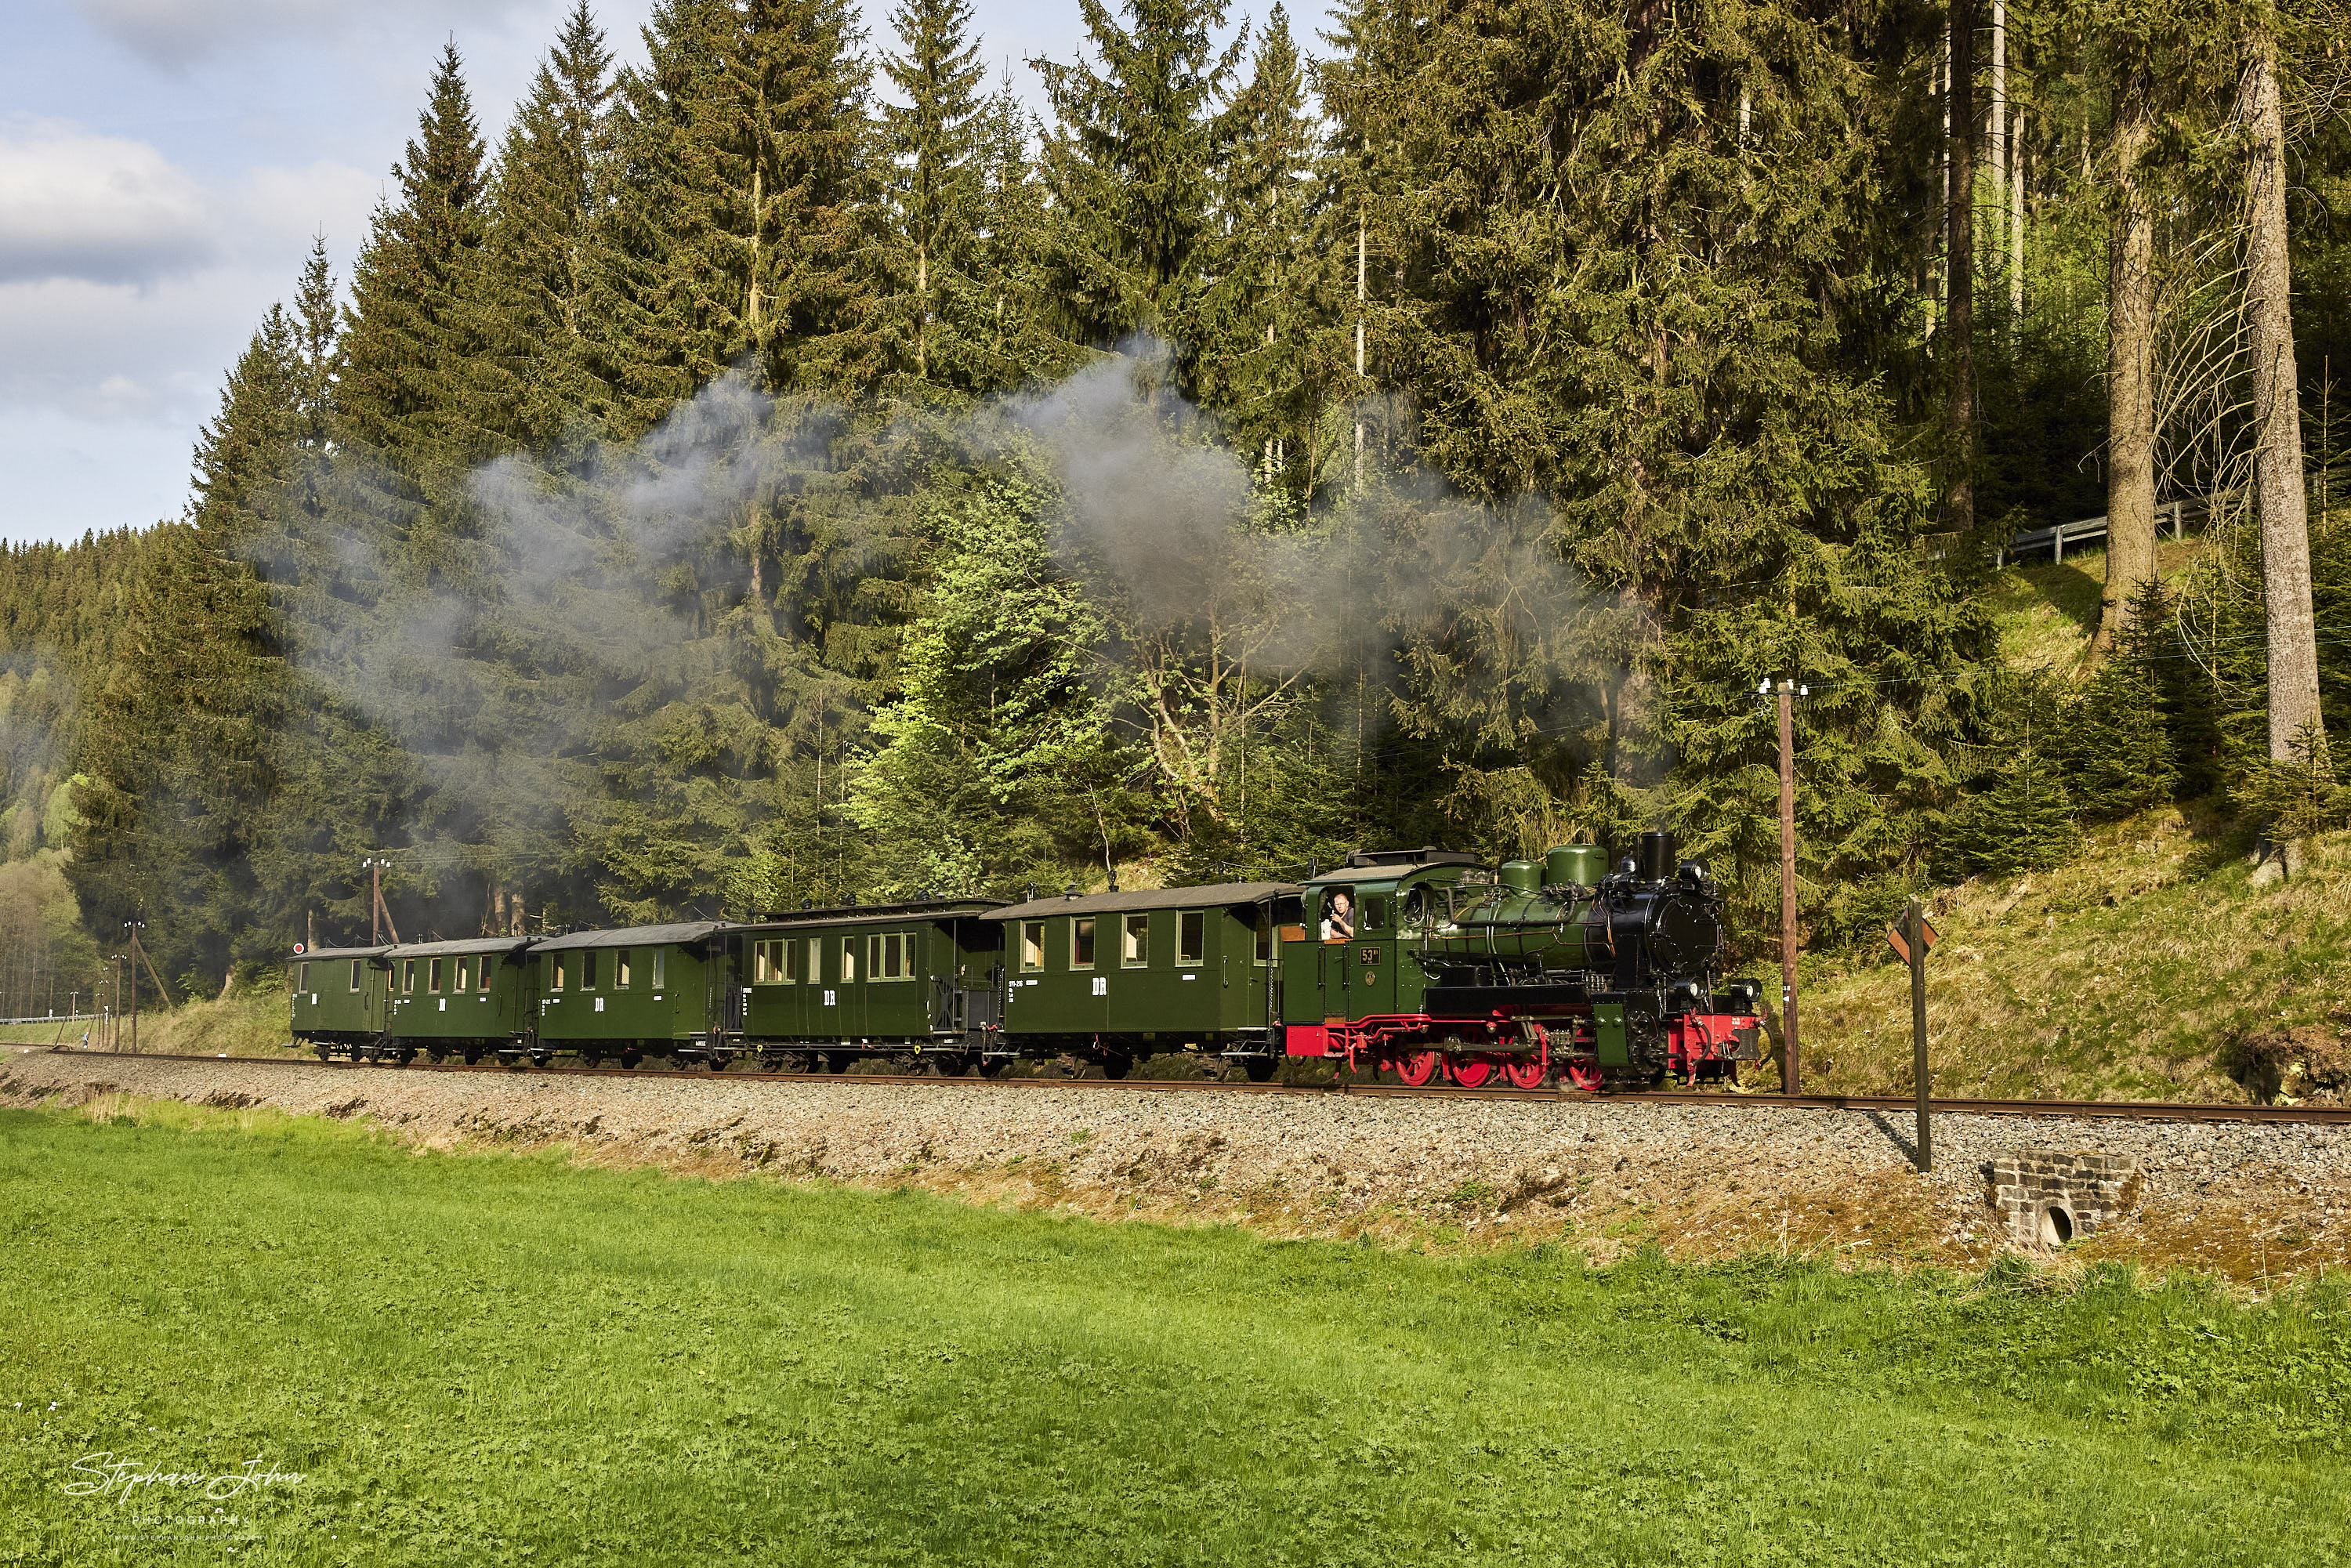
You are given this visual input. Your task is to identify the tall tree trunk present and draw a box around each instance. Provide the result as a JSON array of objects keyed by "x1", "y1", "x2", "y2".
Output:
[
  {"x1": 1945, "y1": 0, "x2": 1977, "y2": 536},
  {"x1": 2099, "y1": 105, "x2": 2157, "y2": 657},
  {"x1": 2239, "y1": 24, "x2": 2324, "y2": 770},
  {"x1": 1991, "y1": 0, "x2": 2007, "y2": 283}
]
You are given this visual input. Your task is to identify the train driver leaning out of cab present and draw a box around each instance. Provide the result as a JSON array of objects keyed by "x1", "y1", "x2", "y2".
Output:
[{"x1": 1320, "y1": 890, "x2": 1356, "y2": 943}]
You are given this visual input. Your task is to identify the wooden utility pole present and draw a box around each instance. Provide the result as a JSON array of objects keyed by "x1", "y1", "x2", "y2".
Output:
[
  {"x1": 1777, "y1": 680, "x2": 1802, "y2": 1094},
  {"x1": 1907, "y1": 897, "x2": 1932, "y2": 1173},
  {"x1": 365, "y1": 856, "x2": 404, "y2": 945}
]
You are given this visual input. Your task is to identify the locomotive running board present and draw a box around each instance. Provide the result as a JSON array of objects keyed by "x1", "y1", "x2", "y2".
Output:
[{"x1": 1422, "y1": 984, "x2": 1600, "y2": 1015}]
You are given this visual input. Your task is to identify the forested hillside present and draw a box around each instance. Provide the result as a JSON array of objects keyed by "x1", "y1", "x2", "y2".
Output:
[{"x1": 2, "y1": 0, "x2": 2348, "y2": 1003}]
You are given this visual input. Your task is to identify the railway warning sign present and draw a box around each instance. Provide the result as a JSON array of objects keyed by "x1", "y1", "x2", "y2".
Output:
[{"x1": 1885, "y1": 914, "x2": 1937, "y2": 965}]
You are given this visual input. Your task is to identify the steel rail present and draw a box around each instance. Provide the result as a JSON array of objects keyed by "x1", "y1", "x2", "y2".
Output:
[{"x1": 23, "y1": 1045, "x2": 2351, "y2": 1128}]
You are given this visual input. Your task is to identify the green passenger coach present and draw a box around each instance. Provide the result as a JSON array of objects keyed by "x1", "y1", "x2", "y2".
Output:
[
  {"x1": 291, "y1": 945, "x2": 392, "y2": 1059},
  {"x1": 382, "y1": 936, "x2": 538, "y2": 1063},
  {"x1": 989, "y1": 882, "x2": 1299, "y2": 1079},
  {"x1": 731, "y1": 899, "x2": 1005, "y2": 1074},
  {"x1": 531, "y1": 922, "x2": 733, "y2": 1068}
]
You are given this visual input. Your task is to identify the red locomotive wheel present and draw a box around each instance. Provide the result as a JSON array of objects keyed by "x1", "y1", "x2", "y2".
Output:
[
  {"x1": 1563, "y1": 1059, "x2": 1603, "y2": 1092},
  {"x1": 1394, "y1": 1050, "x2": 1443, "y2": 1087},
  {"x1": 1501, "y1": 1056, "x2": 1547, "y2": 1090},
  {"x1": 1448, "y1": 1054, "x2": 1494, "y2": 1088}
]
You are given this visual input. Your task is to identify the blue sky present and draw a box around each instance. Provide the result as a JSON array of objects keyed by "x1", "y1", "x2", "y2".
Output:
[{"x1": 0, "y1": 0, "x2": 1322, "y2": 545}]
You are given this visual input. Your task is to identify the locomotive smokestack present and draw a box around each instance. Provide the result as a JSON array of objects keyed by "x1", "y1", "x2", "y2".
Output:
[{"x1": 1638, "y1": 831, "x2": 1676, "y2": 882}]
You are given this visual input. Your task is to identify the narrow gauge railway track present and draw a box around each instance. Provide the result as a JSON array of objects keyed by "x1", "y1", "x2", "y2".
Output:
[{"x1": 30, "y1": 1047, "x2": 2351, "y2": 1128}]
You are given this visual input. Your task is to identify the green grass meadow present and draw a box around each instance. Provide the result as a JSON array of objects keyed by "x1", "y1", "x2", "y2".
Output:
[{"x1": 3, "y1": 1104, "x2": 2347, "y2": 1566}]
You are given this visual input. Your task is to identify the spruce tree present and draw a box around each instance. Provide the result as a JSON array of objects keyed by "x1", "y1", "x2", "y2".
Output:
[
  {"x1": 1937, "y1": 741, "x2": 2083, "y2": 881},
  {"x1": 880, "y1": 0, "x2": 987, "y2": 393},
  {"x1": 339, "y1": 41, "x2": 498, "y2": 472},
  {"x1": 483, "y1": 1, "x2": 623, "y2": 448},
  {"x1": 965, "y1": 80, "x2": 1067, "y2": 386},
  {"x1": 612, "y1": 0, "x2": 877, "y2": 404},
  {"x1": 1031, "y1": 0, "x2": 1244, "y2": 357},
  {"x1": 71, "y1": 317, "x2": 293, "y2": 988},
  {"x1": 2060, "y1": 654, "x2": 2179, "y2": 820},
  {"x1": 1196, "y1": 3, "x2": 1320, "y2": 503},
  {"x1": 2116, "y1": 575, "x2": 2226, "y2": 798}
]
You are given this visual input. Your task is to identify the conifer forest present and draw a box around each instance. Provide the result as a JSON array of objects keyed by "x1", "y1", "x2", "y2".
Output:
[{"x1": 2, "y1": 0, "x2": 2349, "y2": 1011}]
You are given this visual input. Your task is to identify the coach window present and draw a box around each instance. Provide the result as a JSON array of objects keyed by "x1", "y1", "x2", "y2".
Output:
[
  {"x1": 614, "y1": 950, "x2": 632, "y2": 988},
  {"x1": 581, "y1": 951, "x2": 599, "y2": 990},
  {"x1": 477, "y1": 957, "x2": 494, "y2": 991},
  {"x1": 804, "y1": 940, "x2": 819, "y2": 984},
  {"x1": 401, "y1": 958, "x2": 417, "y2": 994},
  {"x1": 549, "y1": 955, "x2": 567, "y2": 991},
  {"x1": 841, "y1": 936, "x2": 858, "y2": 982},
  {"x1": 652, "y1": 948, "x2": 668, "y2": 989},
  {"x1": 1360, "y1": 893, "x2": 1389, "y2": 932},
  {"x1": 427, "y1": 958, "x2": 444, "y2": 994},
  {"x1": 1178, "y1": 911, "x2": 1205, "y2": 966},
  {"x1": 455, "y1": 958, "x2": 471, "y2": 992},
  {"x1": 1253, "y1": 907, "x2": 1272, "y2": 965},
  {"x1": 869, "y1": 932, "x2": 913, "y2": 980},
  {"x1": 1121, "y1": 913, "x2": 1150, "y2": 967},
  {"x1": 1070, "y1": 917, "x2": 1096, "y2": 970},
  {"x1": 297, "y1": 961, "x2": 310, "y2": 993},
  {"x1": 1020, "y1": 922, "x2": 1045, "y2": 971},
  {"x1": 754, "y1": 940, "x2": 781, "y2": 984},
  {"x1": 349, "y1": 960, "x2": 362, "y2": 992}
]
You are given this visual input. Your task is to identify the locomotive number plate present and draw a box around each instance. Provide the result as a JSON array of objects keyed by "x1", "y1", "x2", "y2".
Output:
[{"x1": 1358, "y1": 946, "x2": 1380, "y2": 965}]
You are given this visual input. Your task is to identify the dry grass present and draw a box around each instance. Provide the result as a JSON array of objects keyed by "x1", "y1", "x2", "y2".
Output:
[
  {"x1": 1799, "y1": 813, "x2": 2351, "y2": 1103},
  {"x1": 1987, "y1": 534, "x2": 2210, "y2": 677},
  {"x1": 5, "y1": 985, "x2": 304, "y2": 1057}
]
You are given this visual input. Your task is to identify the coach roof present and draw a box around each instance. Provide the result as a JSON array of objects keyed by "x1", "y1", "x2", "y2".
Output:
[
  {"x1": 383, "y1": 936, "x2": 538, "y2": 958},
  {"x1": 531, "y1": 922, "x2": 730, "y2": 953},
  {"x1": 989, "y1": 882, "x2": 1296, "y2": 922}
]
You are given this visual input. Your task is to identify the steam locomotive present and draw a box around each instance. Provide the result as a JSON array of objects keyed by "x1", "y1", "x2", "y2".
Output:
[{"x1": 289, "y1": 834, "x2": 1764, "y2": 1090}]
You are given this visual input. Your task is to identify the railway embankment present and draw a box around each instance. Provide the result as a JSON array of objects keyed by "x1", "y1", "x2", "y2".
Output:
[{"x1": 8, "y1": 1046, "x2": 2350, "y2": 1282}]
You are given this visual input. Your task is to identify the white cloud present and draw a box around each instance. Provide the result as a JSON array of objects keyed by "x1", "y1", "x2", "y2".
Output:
[
  {"x1": 73, "y1": 1, "x2": 549, "y2": 68},
  {"x1": 0, "y1": 118, "x2": 216, "y2": 286}
]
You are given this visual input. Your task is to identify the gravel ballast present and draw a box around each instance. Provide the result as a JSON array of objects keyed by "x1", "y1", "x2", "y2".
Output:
[{"x1": 9, "y1": 1048, "x2": 2348, "y2": 1280}]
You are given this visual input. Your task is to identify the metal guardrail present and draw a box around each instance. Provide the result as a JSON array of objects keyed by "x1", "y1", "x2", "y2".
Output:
[{"x1": 1999, "y1": 497, "x2": 2204, "y2": 567}]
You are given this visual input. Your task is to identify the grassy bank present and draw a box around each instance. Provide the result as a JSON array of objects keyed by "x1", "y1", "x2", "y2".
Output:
[
  {"x1": 1797, "y1": 817, "x2": 2351, "y2": 1102},
  {"x1": 2, "y1": 1099, "x2": 2346, "y2": 1566},
  {"x1": 0, "y1": 987, "x2": 298, "y2": 1056}
]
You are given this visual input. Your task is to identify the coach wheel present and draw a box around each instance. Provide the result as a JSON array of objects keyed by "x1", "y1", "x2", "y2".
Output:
[
  {"x1": 1099, "y1": 1053, "x2": 1133, "y2": 1081},
  {"x1": 708, "y1": 1052, "x2": 733, "y2": 1072},
  {"x1": 1448, "y1": 1054, "x2": 1494, "y2": 1089},
  {"x1": 932, "y1": 1054, "x2": 969, "y2": 1077},
  {"x1": 1501, "y1": 1056, "x2": 1547, "y2": 1090},
  {"x1": 621, "y1": 1048, "x2": 642, "y2": 1069},
  {"x1": 313, "y1": 1044, "x2": 330, "y2": 1063},
  {"x1": 1394, "y1": 1049, "x2": 1442, "y2": 1088},
  {"x1": 581, "y1": 1048, "x2": 603, "y2": 1068},
  {"x1": 394, "y1": 1045, "x2": 417, "y2": 1068},
  {"x1": 976, "y1": 1056, "x2": 1008, "y2": 1079},
  {"x1": 1563, "y1": 1059, "x2": 1603, "y2": 1093},
  {"x1": 531, "y1": 1051, "x2": 552, "y2": 1069},
  {"x1": 824, "y1": 1052, "x2": 850, "y2": 1075},
  {"x1": 1242, "y1": 1056, "x2": 1277, "y2": 1084}
]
